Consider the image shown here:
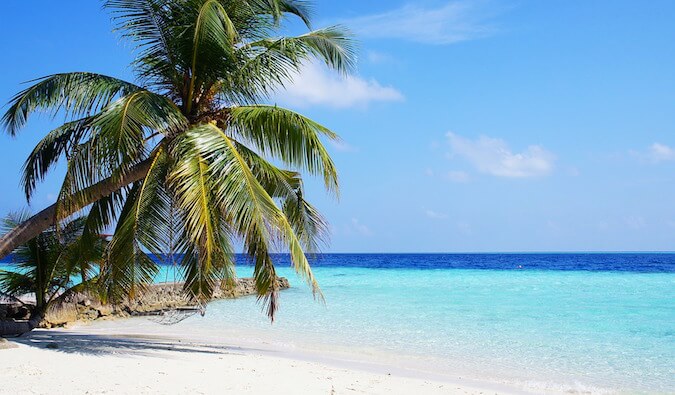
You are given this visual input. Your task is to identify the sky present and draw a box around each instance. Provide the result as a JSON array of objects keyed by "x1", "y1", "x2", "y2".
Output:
[{"x1": 0, "y1": 1, "x2": 674, "y2": 252}]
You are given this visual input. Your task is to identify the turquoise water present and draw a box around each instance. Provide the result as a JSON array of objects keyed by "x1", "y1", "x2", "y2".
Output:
[
  {"x1": 172, "y1": 263, "x2": 673, "y2": 394},
  {"x1": 3, "y1": 255, "x2": 674, "y2": 393}
]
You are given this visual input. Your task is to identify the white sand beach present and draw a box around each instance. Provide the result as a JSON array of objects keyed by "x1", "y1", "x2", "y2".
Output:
[{"x1": 0, "y1": 322, "x2": 519, "y2": 395}]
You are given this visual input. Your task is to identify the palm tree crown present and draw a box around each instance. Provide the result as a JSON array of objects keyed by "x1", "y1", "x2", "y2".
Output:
[{"x1": 1, "y1": 0, "x2": 355, "y2": 319}]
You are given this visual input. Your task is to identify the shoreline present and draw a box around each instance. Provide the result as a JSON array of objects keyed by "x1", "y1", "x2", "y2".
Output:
[
  {"x1": 0, "y1": 322, "x2": 526, "y2": 395},
  {"x1": 2, "y1": 266, "x2": 669, "y2": 394}
]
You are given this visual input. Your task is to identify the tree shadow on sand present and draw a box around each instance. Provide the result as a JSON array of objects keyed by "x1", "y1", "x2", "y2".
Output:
[{"x1": 11, "y1": 329, "x2": 271, "y2": 358}]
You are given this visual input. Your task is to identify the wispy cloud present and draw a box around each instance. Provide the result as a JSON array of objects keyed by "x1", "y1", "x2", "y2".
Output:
[
  {"x1": 341, "y1": 1, "x2": 499, "y2": 45},
  {"x1": 446, "y1": 132, "x2": 556, "y2": 178},
  {"x1": 276, "y1": 62, "x2": 403, "y2": 108},
  {"x1": 424, "y1": 209, "x2": 448, "y2": 220},
  {"x1": 630, "y1": 143, "x2": 675, "y2": 163}
]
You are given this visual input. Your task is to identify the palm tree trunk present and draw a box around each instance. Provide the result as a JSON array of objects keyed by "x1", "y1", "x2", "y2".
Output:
[
  {"x1": 0, "y1": 158, "x2": 154, "y2": 260},
  {"x1": 0, "y1": 311, "x2": 44, "y2": 337}
]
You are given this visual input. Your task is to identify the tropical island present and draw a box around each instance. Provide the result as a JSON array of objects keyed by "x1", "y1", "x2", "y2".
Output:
[{"x1": 2, "y1": 1, "x2": 674, "y2": 394}]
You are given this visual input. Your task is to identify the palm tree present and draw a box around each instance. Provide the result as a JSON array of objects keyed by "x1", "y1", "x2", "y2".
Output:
[
  {"x1": 0, "y1": 213, "x2": 107, "y2": 335},
  {"x1": 0, "y1": 0, "x2": 354, "y2": 319}
]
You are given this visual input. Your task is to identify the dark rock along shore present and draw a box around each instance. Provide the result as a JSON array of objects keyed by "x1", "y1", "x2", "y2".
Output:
[{"x1": 1, "y1": 277, "x2": 290, "y2": 327}]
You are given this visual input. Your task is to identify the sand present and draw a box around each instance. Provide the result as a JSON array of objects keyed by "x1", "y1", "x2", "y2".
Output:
[{"x1": 0, "y1": 323, "x2": 519, "y2": 395}]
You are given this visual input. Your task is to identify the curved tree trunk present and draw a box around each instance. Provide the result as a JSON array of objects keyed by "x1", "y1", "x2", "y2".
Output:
[
  {"x1": 0, "y1": 311, "x2": 44, "y2": 337},
  {"x1": 0, "y1": 158, "x2": 154, "y2": 260}
]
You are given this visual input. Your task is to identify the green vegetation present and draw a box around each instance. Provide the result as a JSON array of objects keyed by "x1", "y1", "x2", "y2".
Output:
[
  {"x1": 0, "y1": 0, "x2": 354, "y2": 321},
  {"x1": 0, "y1": 213, "x2": 106, "y2": 334}
]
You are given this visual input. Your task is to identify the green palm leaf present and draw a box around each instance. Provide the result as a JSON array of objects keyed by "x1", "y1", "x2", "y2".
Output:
[
  {"x1": 180, "y1": 123, "x2": 321, "y2": 318},
  {"x1": 21, "y1": 117, "x2": 92, "y2": 201},
  {"x1": 101, "y1": 147, "x2": 174, "y2": 301},
  {"x1": 102, "y1": 182, "x2": 160, "y2": 302},
  {"x1": 2, "y1": 73, "x2": 141, "y2": 136},
  {"x1": 2, "y1": 0, "x2": 356, "y2": 323},
  {"x1": 169, "y1": 132, "x2": 234, "y2": 302},
  {"x1": 186, "y1": 0, "x2": 238, "y2": 114},
  {"x1": 244, "y1": 27, "x2": 355, "y2": 74},
  {"x1": 234, "y1": 141, "x2": 328, "y2": 252},
  {"x1": 228, "y1": 105, "x2": 340, "y2": 194}
]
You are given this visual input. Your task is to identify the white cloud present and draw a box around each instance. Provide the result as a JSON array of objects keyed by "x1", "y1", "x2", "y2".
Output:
[
  {"x1": 446, "y1": 132, "x2": 555, "y2": 178},
  {"x1": 631, "y1": 143, "x2": 675, "y2": 163},
  {"x1": 650, "y1": 143, "x2": 675, "y2": 161},
  {"x1": 277, "y1": 62, "x2": 403, "y2": 108},
  {"x1": 425, "y1": 209, "x2": 448, "y2": 220},
  {"x1": 342, "y1": 1, "x2": 498, "y2": 45}
]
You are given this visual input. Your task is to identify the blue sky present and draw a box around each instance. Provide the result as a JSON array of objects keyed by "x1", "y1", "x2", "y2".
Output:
[{"x1": 1, "y1": 1, "x2": 674, "y2": 252}]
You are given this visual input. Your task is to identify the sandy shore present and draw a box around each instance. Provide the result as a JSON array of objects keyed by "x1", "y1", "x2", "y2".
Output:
[{"x1": 0, "y1": 323, "x2": 520, "y2": 395}]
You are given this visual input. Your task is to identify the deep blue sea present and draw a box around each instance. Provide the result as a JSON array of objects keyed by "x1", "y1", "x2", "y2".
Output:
[{"x1": 2, "y1": 253, "x2": 674, "y2": 393}]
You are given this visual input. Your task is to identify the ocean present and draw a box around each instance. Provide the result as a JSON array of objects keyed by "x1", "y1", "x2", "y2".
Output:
[{"x1": 3, "y1": 253, "x2": 674, "y2": 393}]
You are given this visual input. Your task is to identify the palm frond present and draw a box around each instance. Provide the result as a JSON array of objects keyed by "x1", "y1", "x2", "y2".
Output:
[
  {"x1": 180, "y1": 123, "x2": 321, "y2": 318},
  {"x1": 0, "y1": 271, "x2": 34, "y2": 297},
  {"x1": 91, "y1": 90, "x2": 187, "y2": 163},
  {"x1": 53, "y1": 139, "x2": 113, "y2": 223},
  {"x1": 0, "y1": 213, "x2": 95, "y2": 310},
  {"x1": 292, "y1": 26, "x2": 356, "y2": 74},
  {"x1": 246, "y1": 0, "x2": 312, "y2": 27},
  {"x1": 234, "y1": 141, "x2": 328, "y2": 252},
  {"x1": 21, "y1": 117, "x2": 93, "y2": 201},
  {"x1": 53, "y1": 89, "x2": 185, "y2": 221},
  {"x1": 232, "y1": 26, "x2": 355, "y2": 99},
  {"x1": 80, "y1": 191, "x2": 125, "y2": 243},
  {"x1": 186, "y1": 0, "x2": 238, "y2": 114},
  {"x1": 169, "y1": 132, "x2": 234, "y2": 301},
  {"x1": 278, "y1": 0, "x2": 313, "y2": 28},
  {"x1": 282, "y1": 189, "x2": 328, "y2": 253},
  {"x1": 105, "y1": 0, "x2": 180, "y2": 91},
  {"x1": 242, "y1": 26, "x2": 355, "y2": 73},
  {"x1": 227, "y1": 105, "x2": 340, "y2": 194},
  {"x1": 101, "y1": 182, "x2": 160, "y2": 302},
  {"x1": 2, "y1": 73, "x2": 140, "y2": 136}
]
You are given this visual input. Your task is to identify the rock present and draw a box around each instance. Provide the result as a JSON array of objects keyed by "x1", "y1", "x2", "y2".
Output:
[
  {"x1": 44, "y1": 305, "x2": 78, "y2": 326},
  {"x1": 76, "y1": 306, "x2": 100, "y2": 321},
  {"x1": 16, "y1": 276, "x2": 291, "y2": 326},
  {"x1": 1, "y1": 304, "x2": 32, "y2": 320},
  {"x1": 0, "y1": 338, "x2": 18, "y2": 350},
  {"x1": 97, "y1": 305, "x2": 113, "y2": 317}
]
